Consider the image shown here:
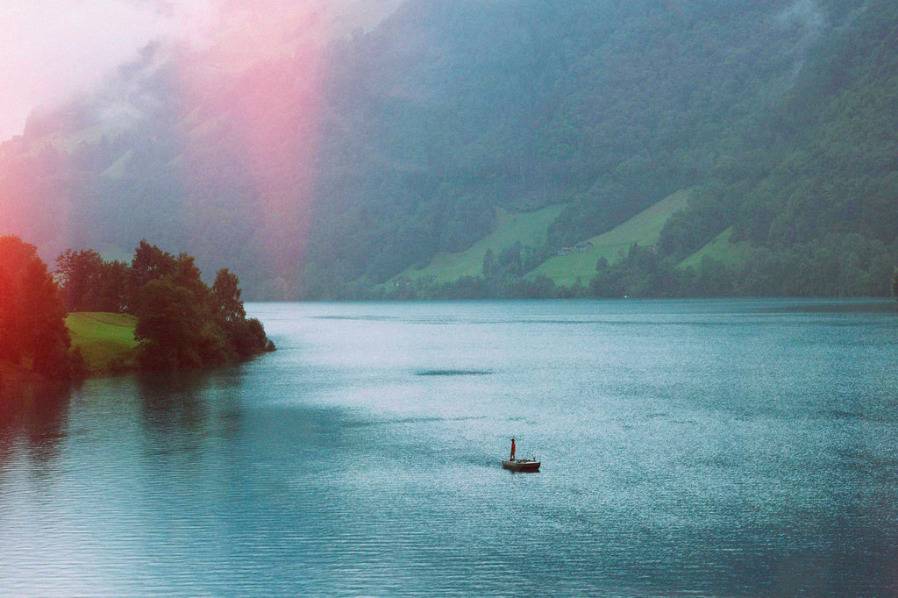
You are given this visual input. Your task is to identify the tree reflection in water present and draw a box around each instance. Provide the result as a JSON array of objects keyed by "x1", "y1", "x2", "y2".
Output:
[
  {"x1": 135, "y1": 368, "x2": 246, "y2": 458},
  {"x1": 0, "y1": 377, "x2": 72, "y2": 471}
]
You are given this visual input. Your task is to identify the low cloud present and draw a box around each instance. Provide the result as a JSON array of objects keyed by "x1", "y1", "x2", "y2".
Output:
[
  {"x1": 775, "y1": 0, "x2": 828, "y2": 79},
  {"x1": 0, "y1": 0, "x2": 401, "y2": 141}
]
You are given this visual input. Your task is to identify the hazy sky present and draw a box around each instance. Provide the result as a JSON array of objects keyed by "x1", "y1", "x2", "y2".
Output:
[
  {"x1": 0, "y1": 1, "x2": 184, "y2": 140},
  {"x1": 0, "y1": 0, "x2": 399, "y2": 141}
]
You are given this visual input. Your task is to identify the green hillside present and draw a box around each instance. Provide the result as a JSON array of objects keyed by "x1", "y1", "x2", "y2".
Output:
[
  {"x1": 4, "y1": 1, "x2": 898, "y2": 299},
  {"x1": 530, "y1": 190, "x2": 691, "y2": 286},
  {"x1": 678, "y1": 227, "x2": 751, "y2": 270},
  {"x1": 395, "y1": 204, "x2": 564, "y2": 284},
  {"x1": 66, "y1": 312, "x2": 138, "y2": 374}
]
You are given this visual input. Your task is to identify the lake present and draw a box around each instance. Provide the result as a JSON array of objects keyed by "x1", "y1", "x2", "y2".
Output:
[{"x1": 2, "y1": 299, "x2": 898, "y2": 595}]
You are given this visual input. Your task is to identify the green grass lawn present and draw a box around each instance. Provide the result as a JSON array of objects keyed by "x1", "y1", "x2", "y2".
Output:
[
  {"x1": 678, "y1": 226, "x2": 752, "y2": 270},
  {"x1": 528, "y1": 189, "x2": 692, "y2": 286},
  {"x1": 66, "y1": 312, "x2": 139, "y2": 374},
  {"x1": 394, "y1": 203, "x2": 565, "y2": 284}
]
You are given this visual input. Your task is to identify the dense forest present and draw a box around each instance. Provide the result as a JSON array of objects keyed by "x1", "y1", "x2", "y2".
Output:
[
  {"x1": 0, "y1": 0, "x2": 896, "y2": 299},
  {"x1": 308, "y1": 0, "x2": 898, "y2": 299}
]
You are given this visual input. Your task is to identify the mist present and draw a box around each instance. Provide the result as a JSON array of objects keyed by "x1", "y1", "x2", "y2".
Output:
[{"x1": 0, "y1": 0, "x2": 400, "y2": 141}]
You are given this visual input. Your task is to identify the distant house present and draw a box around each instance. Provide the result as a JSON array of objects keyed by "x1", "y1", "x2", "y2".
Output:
[{"x1": 557, "y1": 241, "x2": 593, "y2": 256}]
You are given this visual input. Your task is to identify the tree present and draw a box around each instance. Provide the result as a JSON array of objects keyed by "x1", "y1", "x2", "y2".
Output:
[
  {"x1": 482, "y1": 249, "x2": 496, "y2": 279},
  {"x1": 893, "y1": 268, "x2": 898, "y2": 300},
  {"x1": 212, "y1": 269, "x2": 246, "y2": 323},
  {"x1": 0, "y1": 266, "x2": 20, "y2": 363},
  {"x1": 19, "y1": 260, "x2": 71, "y2": 375},
  {"x1": 172, "y1": 253, "x2": 209, "y2": 300},
  {"x1": 134, "y1": 279, "x2": 207, "y2": 370},
  {"x1": 212, "y1": 269, "x2": 274, "y2": 358},
  {"x1": 0, "y1": 236, "x2": 74, "y2": 378},
  {"x1": 56, "y1": 249, "x2": 103, "y2": 311},
  {"x1": 130, "y1": 245, "x2": 272, "y2": 369},
  {"x1": 96, "y1": 260, "x2": 130, "y2": 313},
  {"x1": 56, "y1": 250, "x2": 132, "y2": 313},
  {"x1": 227, "y1": 317, "x2": 273, "y2": 359},
  {"x1": 128, "y1": 240, "x2": 177, "y2": 310}
]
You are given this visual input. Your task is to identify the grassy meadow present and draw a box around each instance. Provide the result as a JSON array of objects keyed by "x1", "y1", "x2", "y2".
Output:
[
  {"x1": 66, "y1": 312, "x2": 138, "y2": 374},
  {"x1": 395, "y1": 204, "x2": 564, "y2": 283},
  {"x1": 678, "y1": 227, "x2": 751, "y2": 270},
  {"x1": 392, "y1": 190, "x2": 704, "y2": 289},
  {"x1": 529, "y1": 189, "x2": 691, "y2": 286}
]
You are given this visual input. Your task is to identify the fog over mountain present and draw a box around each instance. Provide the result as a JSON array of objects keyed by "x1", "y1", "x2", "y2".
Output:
[{"x1": 1, "y1": 0, "x2": 896, "y2": 298}]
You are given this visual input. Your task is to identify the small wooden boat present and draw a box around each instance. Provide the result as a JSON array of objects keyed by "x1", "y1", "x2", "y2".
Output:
[{"x1": 501, "y1": 458, "x2": 540, "y2": 472}]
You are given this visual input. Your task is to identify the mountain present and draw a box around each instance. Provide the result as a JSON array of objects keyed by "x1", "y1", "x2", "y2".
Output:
[{"x1": 1, "y1": 0, "x2": 896, "y2": 299}]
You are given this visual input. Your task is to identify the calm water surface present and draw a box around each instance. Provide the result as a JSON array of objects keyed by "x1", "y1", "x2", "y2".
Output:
[{"x1": 2, "y1": 299, "x2": 898, "y2": 595}]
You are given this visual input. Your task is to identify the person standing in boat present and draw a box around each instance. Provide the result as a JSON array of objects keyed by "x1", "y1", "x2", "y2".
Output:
[{"x1": 509, "y1": 437, "x2": 516, "y2": 461}]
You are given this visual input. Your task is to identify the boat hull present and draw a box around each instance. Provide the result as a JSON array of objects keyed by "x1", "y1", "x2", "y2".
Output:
[{"x1": 502, "y1": 459, "x2": 540, "y2": 472}]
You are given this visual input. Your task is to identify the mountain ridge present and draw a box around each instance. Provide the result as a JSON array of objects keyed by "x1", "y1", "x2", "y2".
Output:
[{"x1": 1, "y1": 0, "x2": 895, "y2": 298}]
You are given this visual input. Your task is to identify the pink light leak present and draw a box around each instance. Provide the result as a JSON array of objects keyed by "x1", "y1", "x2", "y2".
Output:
[
  {"x1": 0, "y1": 115, "x2": 78, "y2": 254},
  {"x1": 176, "y1": 3, "x2": 335, "y2": 295},
  {"x1": 0, "y1": 1, "x2": 400, "y2": 280},
  {"x1": 0, "y1": 1, "x2": 173, "y2": 141}
]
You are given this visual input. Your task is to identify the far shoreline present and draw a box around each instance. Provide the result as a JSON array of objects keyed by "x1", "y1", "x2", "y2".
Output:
[{"x1": 244, "y1": 296, "x2": 898, "y2": 309}]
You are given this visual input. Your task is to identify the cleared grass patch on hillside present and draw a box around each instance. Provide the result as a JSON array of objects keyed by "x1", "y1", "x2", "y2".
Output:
[
  {"x1": 529, "y1": 189, "x2": 691, "y2": 286},
  {"x1": 66, "y1": 312, "x2": 138, "y2": 374},
  {"x1": 396, "y1": 204, "x2": 564, "y2": 283},
  {"x1": 678, "y1": 227, "x2": 752, "y2": 270}
]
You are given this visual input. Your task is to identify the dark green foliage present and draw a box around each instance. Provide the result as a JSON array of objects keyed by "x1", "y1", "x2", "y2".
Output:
[
  {"x1": 657, "y1": 187, "x2": 730, "y2": 260},
  {"x1": 56, "y1": 249, "x2": 129, "y2": 312},
  {"x1": 212, "y1": 269, "x2": 246, "y2": 323},
  {"x1": 893, "y1": 269, "x2": 898, "y2": 300},
  {"x1": 129, "y1": 240, "x2": 178, "y2": 307},
  {"x1": 589, "y1": 245, "x2": 677, "y2": 298},
  {"x1": 730, "y1": 235, "x2": 898, "y2": 297},
  {"x1": 225, "y1": 318, "x2": 274, "y2": 359},
  {"x1": 19, "y1": 260, "x2": 72, "y2": 376},
  {"x1": 55, "y1": 241, "x2": 273, "y2": 371},
  {"x1": 212, "y1": 269, "x2": 273, "y2": 358},
  {"x1": 134, "y1": 278, "x2": 212, "y2": 369},
  {"x1": 588, "y1": 234, "x2": 898, "y2": 298},
  {"x1": 0, "y1": 236, "x2": 78, "y2": 380},
  {"x1": 68, "y1": 348, "x2": 89, "y2": 380},
  {"x1": 481, "y1": 242, "x2": 525, "y2": 280},
  {"x1": 482, "y1": 250, "x2": 496, "y2": 280},
  {"x1": 128, "y1": 243, "x2": 273, "y2": 370},
  {"x1": 385, "y1": 233, "x2": 898, "y2": 300}
]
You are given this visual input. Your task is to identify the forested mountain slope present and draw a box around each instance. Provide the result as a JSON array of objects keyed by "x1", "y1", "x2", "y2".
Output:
[{"x1": 1, "y1": 0, "x2": 895, "y2": 298}]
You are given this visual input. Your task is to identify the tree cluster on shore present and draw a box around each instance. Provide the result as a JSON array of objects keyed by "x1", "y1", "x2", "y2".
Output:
[
  {"x1": 56, "y1": 240, "x2": 274, "y2": 371},
  {"x1": 0, "y1": 235, "x2": 274, "y2": 383},
  {"x1": 0, "y1": 236, "x2": 77, "y2": 379}
]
